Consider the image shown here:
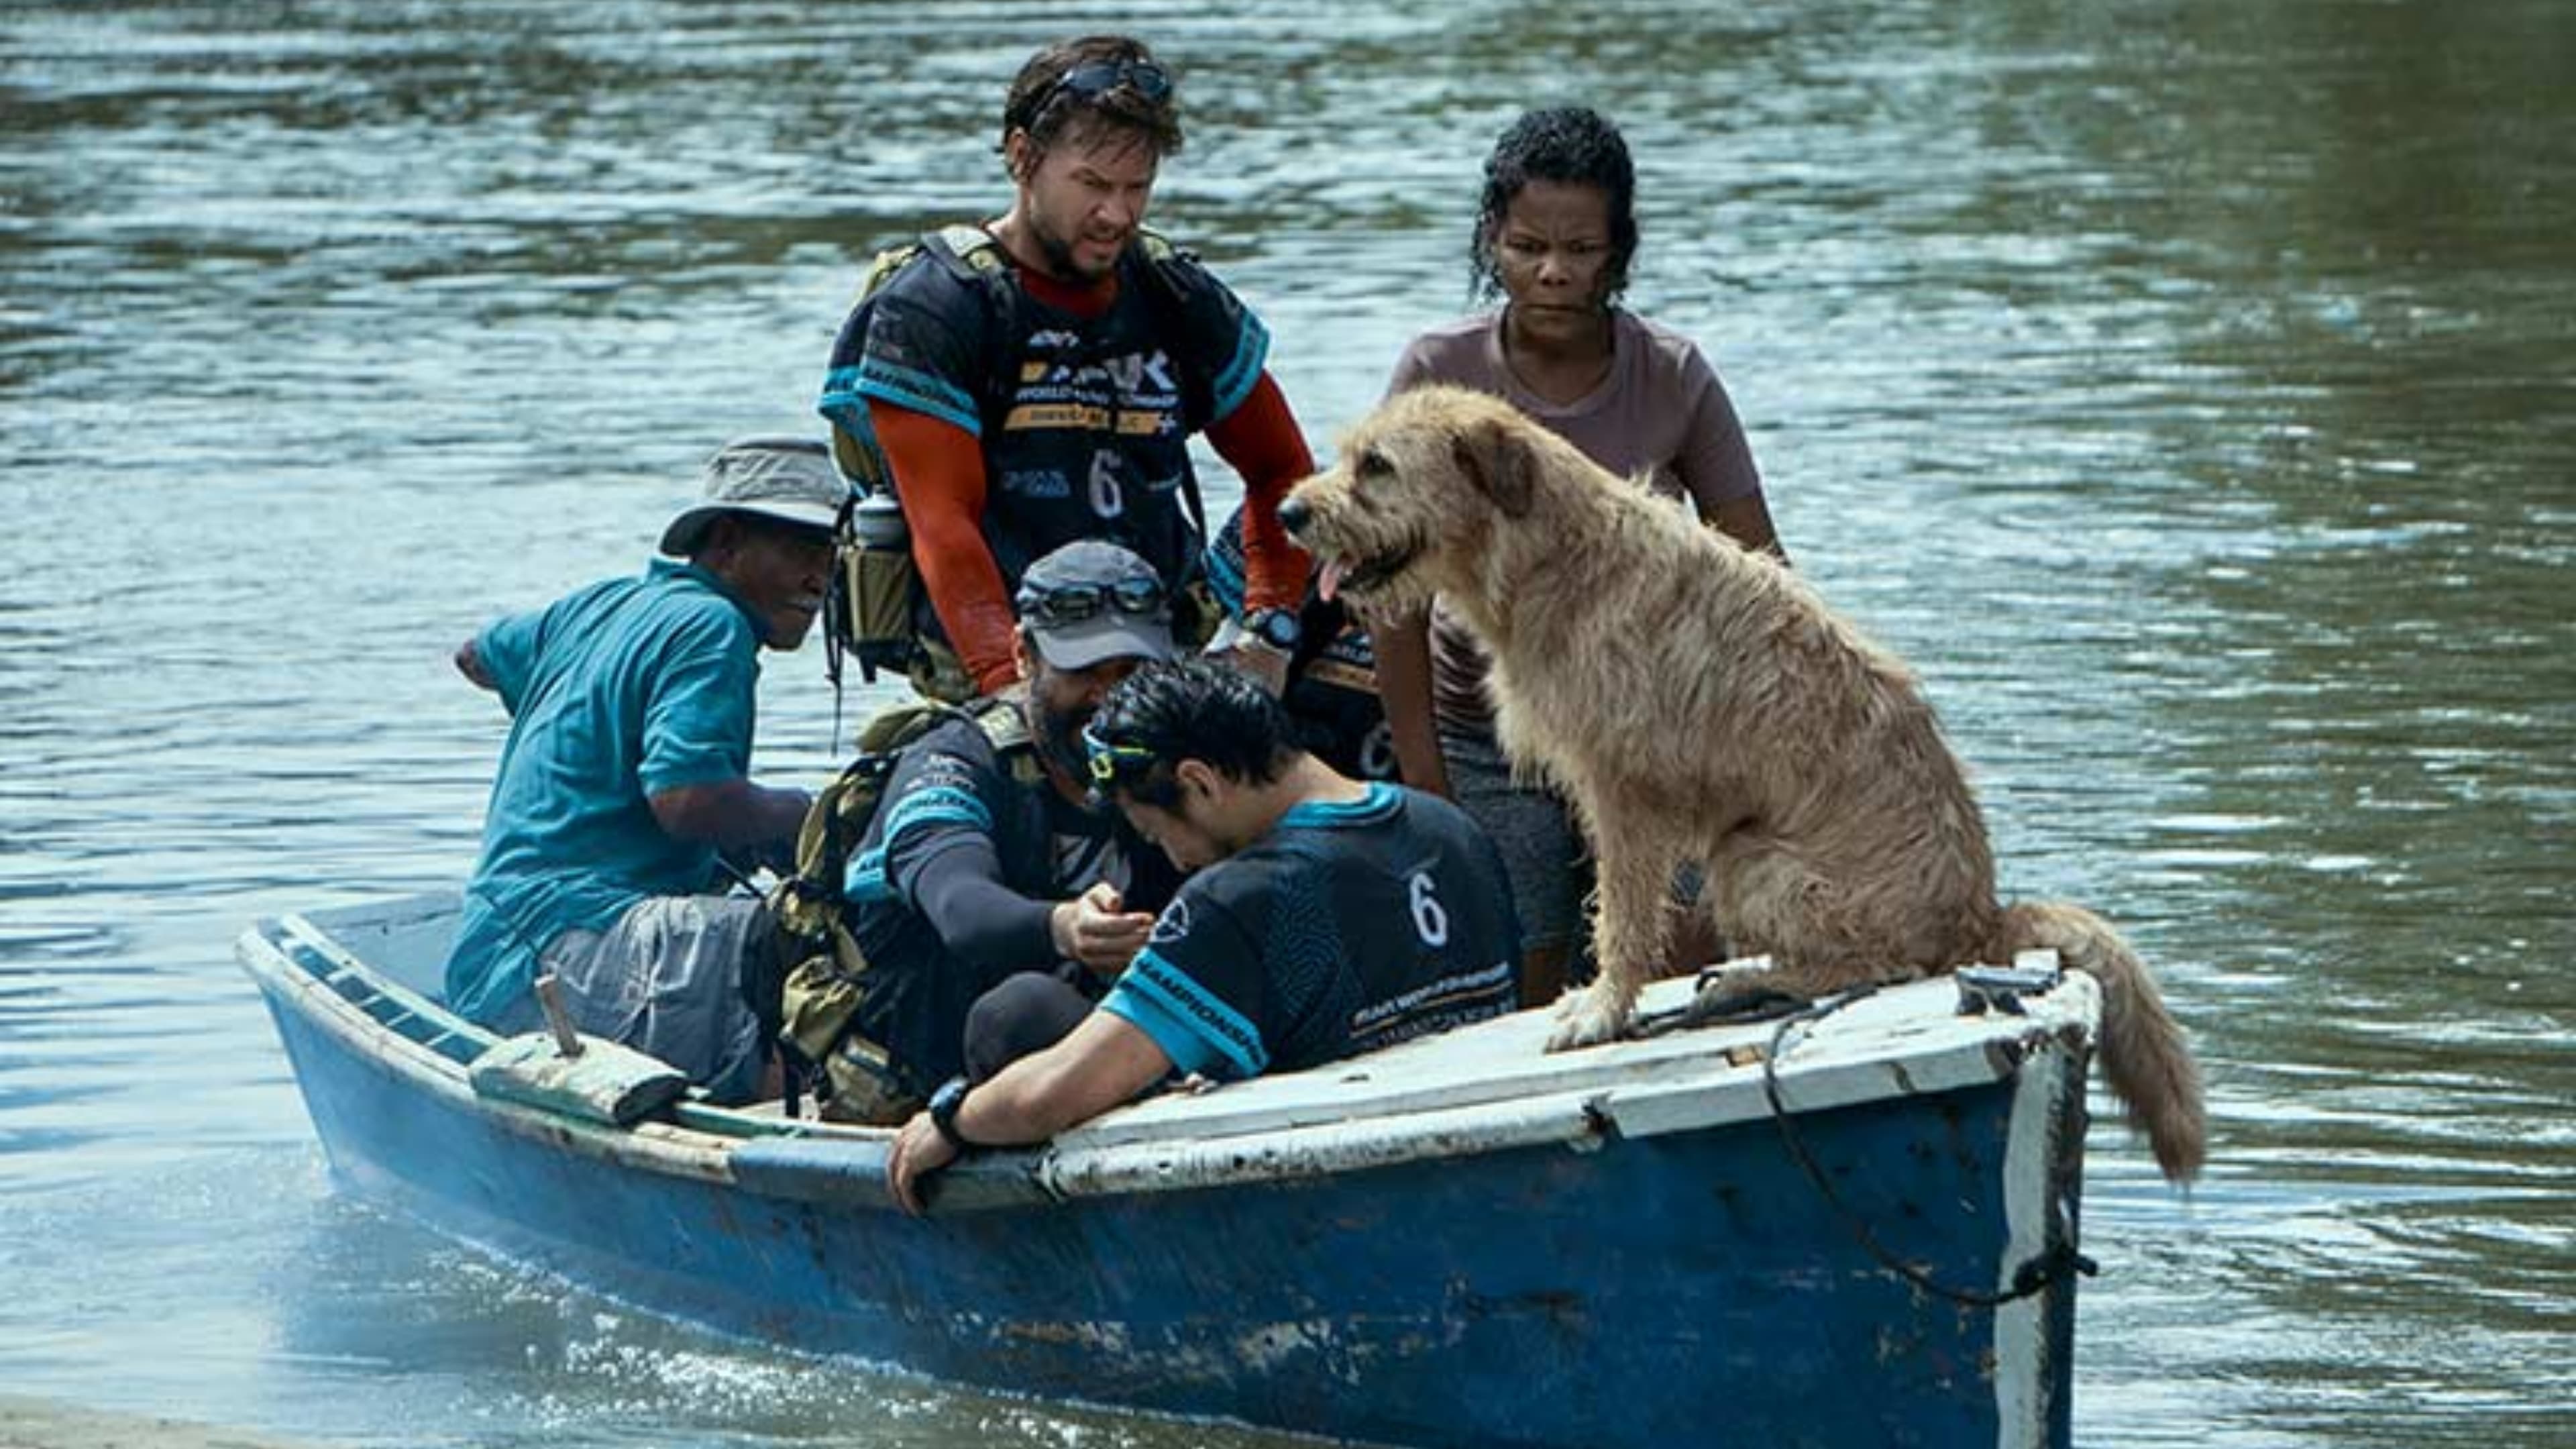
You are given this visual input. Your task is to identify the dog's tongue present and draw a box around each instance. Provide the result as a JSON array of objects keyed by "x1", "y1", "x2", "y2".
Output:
[{"x1": 1317, "y1": 557, "x2": 1346, "y2": 603}]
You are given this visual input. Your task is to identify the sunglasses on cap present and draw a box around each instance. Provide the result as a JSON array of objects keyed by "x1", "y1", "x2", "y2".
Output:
[
  {"x1": 1016, "y1": 576, "x2": 1168, "y2": 629},
  {"x1": 1081, "y1": 722, "x2": 1161, "y2": 787}
]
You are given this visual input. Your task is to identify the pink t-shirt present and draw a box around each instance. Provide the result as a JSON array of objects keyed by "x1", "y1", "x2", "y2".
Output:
[{"x1": 1386, "y1": 309, "x2": 1765, "y2": 735}]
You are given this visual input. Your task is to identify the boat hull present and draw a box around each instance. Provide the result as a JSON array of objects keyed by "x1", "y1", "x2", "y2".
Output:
[{"x1": 246, "y1": 900, "x2": 2086, "y2": 1449}]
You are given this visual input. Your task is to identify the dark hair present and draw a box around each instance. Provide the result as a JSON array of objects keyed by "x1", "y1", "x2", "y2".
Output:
[
  {"x1": 1000, "y1": 35, "x2": 1184, "y2": 162},
  {"x1": 1086, "y1": 661, "x2": 1294, "y2": 809},
  {"x1": 1469, "y1": 106, "x2": 1638, "y2": 305}
]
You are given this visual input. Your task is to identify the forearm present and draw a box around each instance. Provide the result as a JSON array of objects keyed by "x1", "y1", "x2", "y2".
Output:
[
  {"x1": 953, "y1": 1013, "x2": 1168, "y2": 1146},
  {"x1": 952, "y1": 1054, "x2": 1099, "y2": 1147},
  {"x1": 872, "y1": 402, "x2": 1023, "y2": 693},
  {"x1": 649, "y1": 777, "x2": 811, "y2": 852},
  {"x1": 1373, "y1": 607, "x2": 1451, "y2": 797},
  {"x1": 453, "y1": 637, "x2": 496, "y2": 691},
  {"x1": 886, "y1": 1006, "x2": 1169, "y2": 1214},
  {"x1": 1207, "y1": 374, "x2": 1316, "y2": 612},
  {"x1": 1709, "y1": 492, "x2": 1788, "y2": 564},
  {"x1": 907, "y1": 844, "x2": 1060, "y2": 971}
]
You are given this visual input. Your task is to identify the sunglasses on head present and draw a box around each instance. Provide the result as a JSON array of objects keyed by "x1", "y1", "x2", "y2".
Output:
[
  {"x1": 1081, "y1": 722, "x2": 1161, "y2": 787},
  {"x1": 1042, "y1": 56, "x2": 1172, "y2": 111},
  {"x1": 1017, "y1": 576, "x2": 1167, "y2": 629}
]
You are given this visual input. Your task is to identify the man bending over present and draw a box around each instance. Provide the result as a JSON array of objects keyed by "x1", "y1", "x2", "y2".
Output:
[{"x1": 887, "y1": 660, "x2": 1521, "y2": 1212}]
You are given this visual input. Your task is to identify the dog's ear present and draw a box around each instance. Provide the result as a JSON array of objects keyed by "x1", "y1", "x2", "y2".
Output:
[{"x1": 1451, "y1": 417, "x2": 1536, "y2": 519}]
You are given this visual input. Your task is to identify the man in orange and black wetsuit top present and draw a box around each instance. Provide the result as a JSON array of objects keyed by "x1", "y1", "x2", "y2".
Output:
[{"x1": 818, "y1": 33, "x2": 1316, "y2": 702}]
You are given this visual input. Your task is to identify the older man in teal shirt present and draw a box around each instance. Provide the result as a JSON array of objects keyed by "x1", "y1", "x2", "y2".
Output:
[{"x1": 446, "y1": 437, "x2": 840, "y2": 1102}]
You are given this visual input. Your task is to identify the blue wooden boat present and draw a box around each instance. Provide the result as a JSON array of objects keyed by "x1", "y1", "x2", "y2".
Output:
[{"x1": 237, "y1": 892, "x2": 2100, "y2": 1448}]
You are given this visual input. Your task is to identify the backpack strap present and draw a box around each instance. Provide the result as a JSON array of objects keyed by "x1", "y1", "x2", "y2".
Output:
[
  {"x1": 917, "y1": 226, "x2": 1022, "y2": 441},
  {"x1": 923, "y1": 223, "x2": 1010, "y2": 278},
  {"x1": 1125, "y1": 228, "x2": 1214, "y2": 542},
  {"x1": 825, "y1": 227, "x2": 1017, "y2": 488},
  {"x1": 965, "y1": 694, "x2": 1048, "y2": 788}
]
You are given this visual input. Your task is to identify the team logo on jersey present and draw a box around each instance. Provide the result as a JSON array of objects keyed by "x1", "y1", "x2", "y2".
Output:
[
  {"x1": 1000, "y1": 467, "x2": 1073, "y2": 498},
  {"x1": 1149, "y1": 896, "x2": 1193, "y2": 945}
]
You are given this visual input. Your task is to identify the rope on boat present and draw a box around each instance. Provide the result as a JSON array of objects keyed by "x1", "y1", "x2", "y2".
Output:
[{"x1": 1759, "y1": 986, "x2": 2098, "y2": 1309}]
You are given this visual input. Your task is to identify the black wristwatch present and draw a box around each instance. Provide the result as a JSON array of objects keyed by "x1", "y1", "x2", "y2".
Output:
[
  {"x1": 1244, "y1": 606, "x2": 1301, "y2": 654},
  {"x1": 926, "y1": 1075, "x2": 978, "y2": 1152}
]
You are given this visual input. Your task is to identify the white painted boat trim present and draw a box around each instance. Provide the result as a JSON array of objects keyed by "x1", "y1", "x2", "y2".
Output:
[{"x1": 241, "y1": 899, "x2": 2102, "y2": 1208}]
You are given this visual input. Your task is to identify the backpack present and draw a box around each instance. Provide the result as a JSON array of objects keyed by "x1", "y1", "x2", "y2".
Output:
[
  {"x1": 818, "y1": 226, "x2": 1016, "y2": 702},
  {"x1": 757, "y1": 694, "x2": 1046, "y2": 1123},
  {"x1": 816, "y1": 225, "x2": 1220, "y2": 702}
]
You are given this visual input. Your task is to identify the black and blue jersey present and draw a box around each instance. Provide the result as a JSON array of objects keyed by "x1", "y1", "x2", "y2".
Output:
[
  {"x1": 824, "y1": 233, "x2": 1271, "y2": 605},
  {"x1": 1100, "y1": 784, "x2": 1521, "y2": 1079},
  {"x1": 842, "y1": 716, "x2": 1176, "y2": 1094}
]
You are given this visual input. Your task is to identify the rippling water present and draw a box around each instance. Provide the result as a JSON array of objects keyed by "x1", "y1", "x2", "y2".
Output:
[{"x1": 4, "y1": 2, "x2": 2570, "y2": 1445}]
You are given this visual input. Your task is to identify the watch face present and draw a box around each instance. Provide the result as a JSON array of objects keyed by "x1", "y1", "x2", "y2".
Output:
[
  {"x1": 930, "y1": 1077, "x2": 969, "y2": 1122},
  {"x1": 1253, "y1": 609, "x2": 1300, "y2": 650}
]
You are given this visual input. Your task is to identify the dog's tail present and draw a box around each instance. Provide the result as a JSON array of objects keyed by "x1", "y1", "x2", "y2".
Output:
[{"x1": 1997, "y1": 900, "x2": 2206, "y2": 1185}]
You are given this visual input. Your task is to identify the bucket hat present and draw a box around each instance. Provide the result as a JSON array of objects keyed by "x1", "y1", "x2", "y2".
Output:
[{"x1": 660, "y1": 436, "x2": 847, "y2": 555}]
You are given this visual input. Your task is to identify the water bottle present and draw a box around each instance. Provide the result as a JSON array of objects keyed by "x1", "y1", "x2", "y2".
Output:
[{"x1": 851, "y1": 490, "x2": 908, "y2": 549}]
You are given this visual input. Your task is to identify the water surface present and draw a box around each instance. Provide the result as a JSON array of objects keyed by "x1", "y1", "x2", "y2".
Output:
[{"x1": 3, "y1": 1, "x2": 2570, "y2": 1444}]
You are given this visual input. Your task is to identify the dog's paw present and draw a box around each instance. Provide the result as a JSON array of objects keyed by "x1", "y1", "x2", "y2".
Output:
[{"x1": 1546, "y1": 986, "x2": 1633, "y2": 1052}]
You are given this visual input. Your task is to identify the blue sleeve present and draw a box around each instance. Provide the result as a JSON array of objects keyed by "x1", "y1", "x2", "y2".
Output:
[
  {"x1": 1158, "y1": 254, "x2": 1271, "y2": 427},
  {"x1": 1099, "y1": 876, "x2": 1271, "y2": 1079},
  {"x1": 637, "y1": 610, "x2": 757, "y2": 795},
  {"x1": 847, "y1": 746, "x2": 988, "y2": 902},
  {"x1": 834, "y1": 257, "x2": 990, "y2": 438},
  {"x1": 474, "y1": 606, "x2": 547, "y2": 716}
]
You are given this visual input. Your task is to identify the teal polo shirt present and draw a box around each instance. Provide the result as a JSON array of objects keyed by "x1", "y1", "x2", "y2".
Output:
[{"x1": 444, "y1": 559, "x2": 765, "y2": 1024}]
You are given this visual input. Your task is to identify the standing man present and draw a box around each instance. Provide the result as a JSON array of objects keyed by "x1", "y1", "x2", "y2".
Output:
[
  {"x1": 445, "y1": 437, "x2": 840, "y2": 1104},
  {"x1": 818, "y1": 34, "x2": 1316, "y2": 702},
  {"x1": 822, "y1": 540, "x2": 1187, "y2": 1121},
  {"x1": 885, "y1": 661, "x2": 1522, "y2": 1214}
]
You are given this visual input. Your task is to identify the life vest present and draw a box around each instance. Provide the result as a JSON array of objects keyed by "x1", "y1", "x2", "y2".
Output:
[{"x1": 818, "y1": 226, "x2": 1221, "y2": 702}]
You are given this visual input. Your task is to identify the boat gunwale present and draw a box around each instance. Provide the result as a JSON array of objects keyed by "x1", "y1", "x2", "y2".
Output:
[{"x1": 237, "y1": 903, "x2": 2103, "y2": 1211}]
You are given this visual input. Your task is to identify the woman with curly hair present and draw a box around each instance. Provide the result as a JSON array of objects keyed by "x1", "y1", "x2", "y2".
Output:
[{"x1": 1377, "y1": 105, "x2": 1788, "y2": 1004}]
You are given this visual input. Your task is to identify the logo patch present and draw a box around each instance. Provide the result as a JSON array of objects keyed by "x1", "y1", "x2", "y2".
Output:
[{"x1": 1000, "y1": 468, "x2": 1073, "y2": 498}]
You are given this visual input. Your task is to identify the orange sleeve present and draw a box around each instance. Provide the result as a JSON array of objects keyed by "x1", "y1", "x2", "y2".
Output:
[
  {"x1": 869, "y1": 400, "x2": 1023, "y2": 694},
  {"x1": 1205, "y1": 372, "x2": 1316, "y2": 612}
]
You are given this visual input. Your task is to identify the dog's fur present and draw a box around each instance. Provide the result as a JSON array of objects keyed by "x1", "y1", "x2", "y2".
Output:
[{"x1": 1284, "y1": 386, "x2": 2206, "y2": 1182}]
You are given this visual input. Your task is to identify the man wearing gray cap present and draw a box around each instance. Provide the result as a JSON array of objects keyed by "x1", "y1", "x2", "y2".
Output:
[
  {"x1": 443, "y1": 436, "x2": 843, "y2": 1102},
  {"x1": 818, "y1": 537, "x2": 1187, "y2": 1120}
]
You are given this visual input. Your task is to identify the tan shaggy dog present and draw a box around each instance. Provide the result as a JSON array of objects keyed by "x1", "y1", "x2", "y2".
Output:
[{"x1": 1282, "y1": 385, "x2": 2206, "y2": 1182}]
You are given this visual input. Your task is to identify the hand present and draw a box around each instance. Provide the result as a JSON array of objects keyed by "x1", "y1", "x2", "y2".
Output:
[
  {"x1": 1224, "y1": 640, "x2": 1290, "y2": 697},
  {"x1": 885, "y1": 1111, "x2": 960, "y2": 1217},
  {"x1": 1051, "y1": 881, "x2": 1155, "y2": 979},
  {"x1": 453, "y1": 637, "x2": 496, "y2": 691}
]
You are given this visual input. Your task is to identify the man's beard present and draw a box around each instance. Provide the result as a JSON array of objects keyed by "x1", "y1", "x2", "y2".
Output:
[
  {"x1": 1030, "y1": 214, "x2": 1116, "y2": 283},
  {"x1": 1033, "y1": 698, "x2": 1109, "y2": 811}
]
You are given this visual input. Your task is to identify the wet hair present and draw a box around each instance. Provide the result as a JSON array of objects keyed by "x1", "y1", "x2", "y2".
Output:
[
  {"x1": 1469, "y1": 106, "x2": 1638, "y2": 305},
  {"x1": 1086, "y1": 661, "x2": 1295, "y2": 810},
  {"x1": 1000, "y1": 35, "x2": 1185, "y2": 164}
]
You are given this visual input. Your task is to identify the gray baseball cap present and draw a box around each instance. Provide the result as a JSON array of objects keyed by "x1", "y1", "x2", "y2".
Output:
[
  {"x1": 1015, "y1": 539, "x2": 1175, "y2": 672},
  {"x1": 659, "y1": 436, "x2": 848, "y2": 556}
]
